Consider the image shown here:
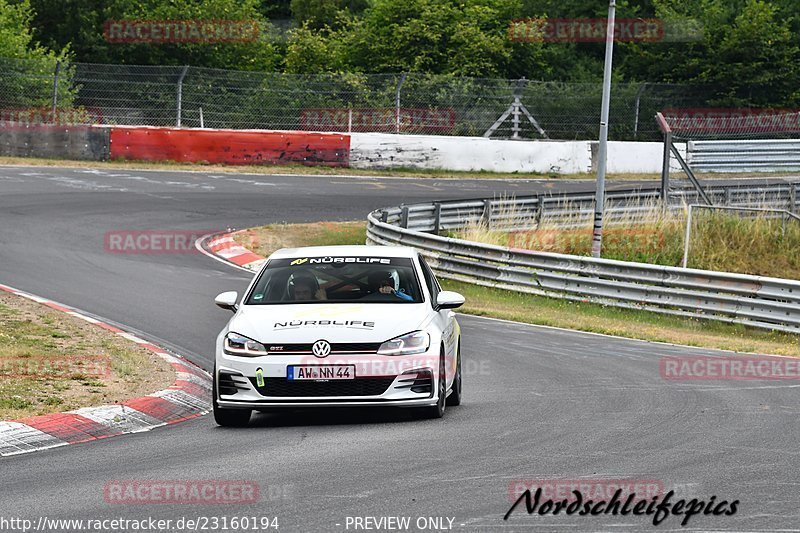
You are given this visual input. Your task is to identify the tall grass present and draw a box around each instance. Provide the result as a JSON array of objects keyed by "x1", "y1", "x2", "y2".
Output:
[{"x1": 453, "y1": 199, "x2": 800, "y2": 279}]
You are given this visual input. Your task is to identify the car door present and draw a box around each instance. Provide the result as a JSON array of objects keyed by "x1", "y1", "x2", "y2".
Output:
[{"x1": 418, "y1": 254, "x2": 457, "y2": 387}]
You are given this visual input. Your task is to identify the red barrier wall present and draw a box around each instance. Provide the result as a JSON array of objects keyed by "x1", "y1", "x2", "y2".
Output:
[{"x1": 109, "y1": 127, "x2": 350, "y2": 166}]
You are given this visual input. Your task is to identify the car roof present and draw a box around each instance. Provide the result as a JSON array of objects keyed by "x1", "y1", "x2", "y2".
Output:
[{"x1": 268, "y1": 245, "x2": 418, "y2": 260}]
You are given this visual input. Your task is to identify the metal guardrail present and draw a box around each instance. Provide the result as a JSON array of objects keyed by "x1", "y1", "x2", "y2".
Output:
[
  {"x1": 687, "y1": 140, "x2": 800, "y2": 172},
  {"x1": 366, "y1": 182, "x2": 800, "y2": 334}
]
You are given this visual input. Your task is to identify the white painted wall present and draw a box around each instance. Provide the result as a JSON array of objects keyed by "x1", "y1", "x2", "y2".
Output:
[
  {"x1": 349, "y1": 133, "x2": 686, "y2": 174},
  {"x1": 603, "y1": 141, "x2": 686, "y2": 173},
  {"x1": 349, "y1": 133, "x2": 591, "y2": 174}
]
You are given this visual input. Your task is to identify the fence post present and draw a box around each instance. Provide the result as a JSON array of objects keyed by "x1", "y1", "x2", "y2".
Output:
[
  {"x1": 176, "y1": 65, "x2": 189, "y2": 127},
  {"x1": 790, "y1": 184, "x2": 797, "y2": 214},
  {"x1": 633, "y1": 82, "x2": 648, "y2": 139},
  {"x1": 512, "y1": 78, "x2": 526, "y2": 139},
  {"x1": 723, "y1": 187, "x2": 731, "y2": 206},
  {"x1": 51, "y1": 61, "x2": 61, "y2": 119},
  {"x1": 433, "y1": 202, "x2": 442, "y2": 234},
  {"x1": 395, "y1": 72, "x2": 407, "y2": 134}
]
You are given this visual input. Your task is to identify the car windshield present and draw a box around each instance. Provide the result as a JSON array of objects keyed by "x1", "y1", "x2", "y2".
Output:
[{"x1": 245, "y1": 256, "x2": 423, "y2": 304}]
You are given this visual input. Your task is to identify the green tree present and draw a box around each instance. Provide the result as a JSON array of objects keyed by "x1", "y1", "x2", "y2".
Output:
[
  {"x1": 620, "y1": 0, "x2": 800, "y2": 106},
  {"x1": 0, "y1": 0, "x2": 71, "y2": 109},
  {"x1": 284, "y1": 22, "x2": 349, "y2": 73},
  {"x1": 290, "y1": 0, "x2": 368, "y2": 29},
  {"x1": 0, "y1": 0, "x2": 66, "y2": 59},
  {"x1": 26, "y1": 0, "x2": 279, "y2": 70},
  {"x1": 286, "y1": 0, "x2": 528, "y2": 77}
]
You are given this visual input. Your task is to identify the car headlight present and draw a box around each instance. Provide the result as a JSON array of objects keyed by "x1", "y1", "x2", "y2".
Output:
[
  {"x1": 377, "y1": 331, "x2": 430, "y2": 356},
  {"x1": 224, "y1": 332, "x2": 267, "y2": 356}
]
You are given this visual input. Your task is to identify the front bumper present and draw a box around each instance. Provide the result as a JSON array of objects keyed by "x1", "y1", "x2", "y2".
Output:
[
  {"x1": 217, "y1": 398, "x2": 437, "y2": 409},
  {"x1": 216, "y1": 351, "x2": 440, "y2": 408}
]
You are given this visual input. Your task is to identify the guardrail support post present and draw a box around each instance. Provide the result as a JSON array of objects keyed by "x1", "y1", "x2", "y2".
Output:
[
  {"x1": 433, "y1": 202, "x2": 442, "y2": 234},
  {"x1": 380, "y1": 210, "x2": 388, "y2": 223},
  {"x1": 482, "y1": 199, "x2": 492, "y2": 229},
  {"x1": 535, "y1": 197, "x2": 544, "y2": 228},
  {"x1": 400, "y1": 205, "x2": 409, "y2": 229}
]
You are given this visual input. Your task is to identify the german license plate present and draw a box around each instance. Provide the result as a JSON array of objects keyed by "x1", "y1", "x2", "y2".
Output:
[{"x1": 288, "y1": 365, "x2": 355, "y2": 380}]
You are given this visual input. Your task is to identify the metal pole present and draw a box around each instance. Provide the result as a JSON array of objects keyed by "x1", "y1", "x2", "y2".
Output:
[
  {"x1": 51, "y1": 61, "x2": 61, "y2": 120},
  {"x1": 591, "y1": 0, "x2": 616, "y2": 258},
  {"x1": 682, "y1": 204, "x2": 693, "y2": 268},
  {"x1": 199, "y1": 107, "x2": 204, "y2": 128},
  {"x1": 660, "y1": 130, "x2": 671, "y2": 210},
  {"x1": 395, "y1": 72, "x2": 407, "y2": 134},
  {"x1": 176, "y1": 65, "x2": 189, "y2": 127}
]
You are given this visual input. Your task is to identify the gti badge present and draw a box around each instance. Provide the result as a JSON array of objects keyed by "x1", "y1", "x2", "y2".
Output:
[{"x1": 312, "y1": 340, "x2": 331, "y2": 358}]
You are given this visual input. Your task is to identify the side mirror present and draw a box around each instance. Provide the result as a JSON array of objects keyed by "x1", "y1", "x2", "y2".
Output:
[
  {"x1": 215, "y1": 291, "x2": 239, "y2": 312},
  {"x1": 436, "y1": 291, "x2": 464, "y2": 310}
]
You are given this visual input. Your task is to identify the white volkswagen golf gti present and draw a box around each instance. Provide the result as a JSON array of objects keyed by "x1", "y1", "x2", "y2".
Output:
[{"x1": 212, "y1": 245, "x2": 464, "y2": 426}]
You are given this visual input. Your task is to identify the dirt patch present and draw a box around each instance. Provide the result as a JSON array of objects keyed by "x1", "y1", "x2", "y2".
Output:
[{"x1": 0, "y1": 292, "x2": 174, "y2": 420}]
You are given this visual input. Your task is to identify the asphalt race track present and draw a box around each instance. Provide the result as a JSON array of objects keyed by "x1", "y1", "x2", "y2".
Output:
[{"x1": 1, "y1": 165, "x2": 799, "y2": 532}]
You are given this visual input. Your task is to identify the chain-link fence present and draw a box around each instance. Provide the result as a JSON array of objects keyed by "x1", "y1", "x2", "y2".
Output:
[{"x1": 0, "y1": 56, "x2": 736, "y2": 141}]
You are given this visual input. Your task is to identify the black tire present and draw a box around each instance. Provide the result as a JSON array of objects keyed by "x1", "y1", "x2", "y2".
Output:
[
  {"x1": 446, "y1": 340, "x2": 462, "y2": 407},
  {"x1": 212, "y1": 368, "x2": 251, "y2": 427},
  {"x1": 421, "y1": 350, "x2": 447, "y2": 419}
]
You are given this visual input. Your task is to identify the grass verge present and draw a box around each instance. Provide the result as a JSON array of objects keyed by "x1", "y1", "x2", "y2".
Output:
[
  {"x1": 234, "y1": 221, "x2": 800, "y2": 357},
  {"x1": 456, "y1": 201, "x2": 800, "y2": 279},
  {"x1": 2, "y1": 155, "x2": 797, "y2": 181},
  {"x1": 0, "y1": 292, "x2": 174, "y2": 420}
]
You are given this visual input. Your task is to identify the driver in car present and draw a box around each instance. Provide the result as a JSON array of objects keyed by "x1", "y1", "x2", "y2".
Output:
[
  {"x1": 368, "y1": 269, "x2": 414, "y2": 301},
  {"x1": 290, "y1": 274, "x2": 327, "y2": 301}
]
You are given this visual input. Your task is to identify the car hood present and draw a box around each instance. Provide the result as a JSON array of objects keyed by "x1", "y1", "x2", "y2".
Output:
[{"x1": 229, "y1": 303, "x2": 430, "y2": 344}]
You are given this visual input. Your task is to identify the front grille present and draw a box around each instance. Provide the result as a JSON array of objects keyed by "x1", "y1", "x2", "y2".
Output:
[
  {"x1": 249, "y1": 377, "x2": 395, "y2": 397},
  {"x1": 264, "y1": 342, "x2": 381, "y2": 354}
]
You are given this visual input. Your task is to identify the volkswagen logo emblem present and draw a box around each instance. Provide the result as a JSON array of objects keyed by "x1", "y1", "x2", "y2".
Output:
[{"x1": 312, "y1": 340, "x2": 331, "y2": 358}]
